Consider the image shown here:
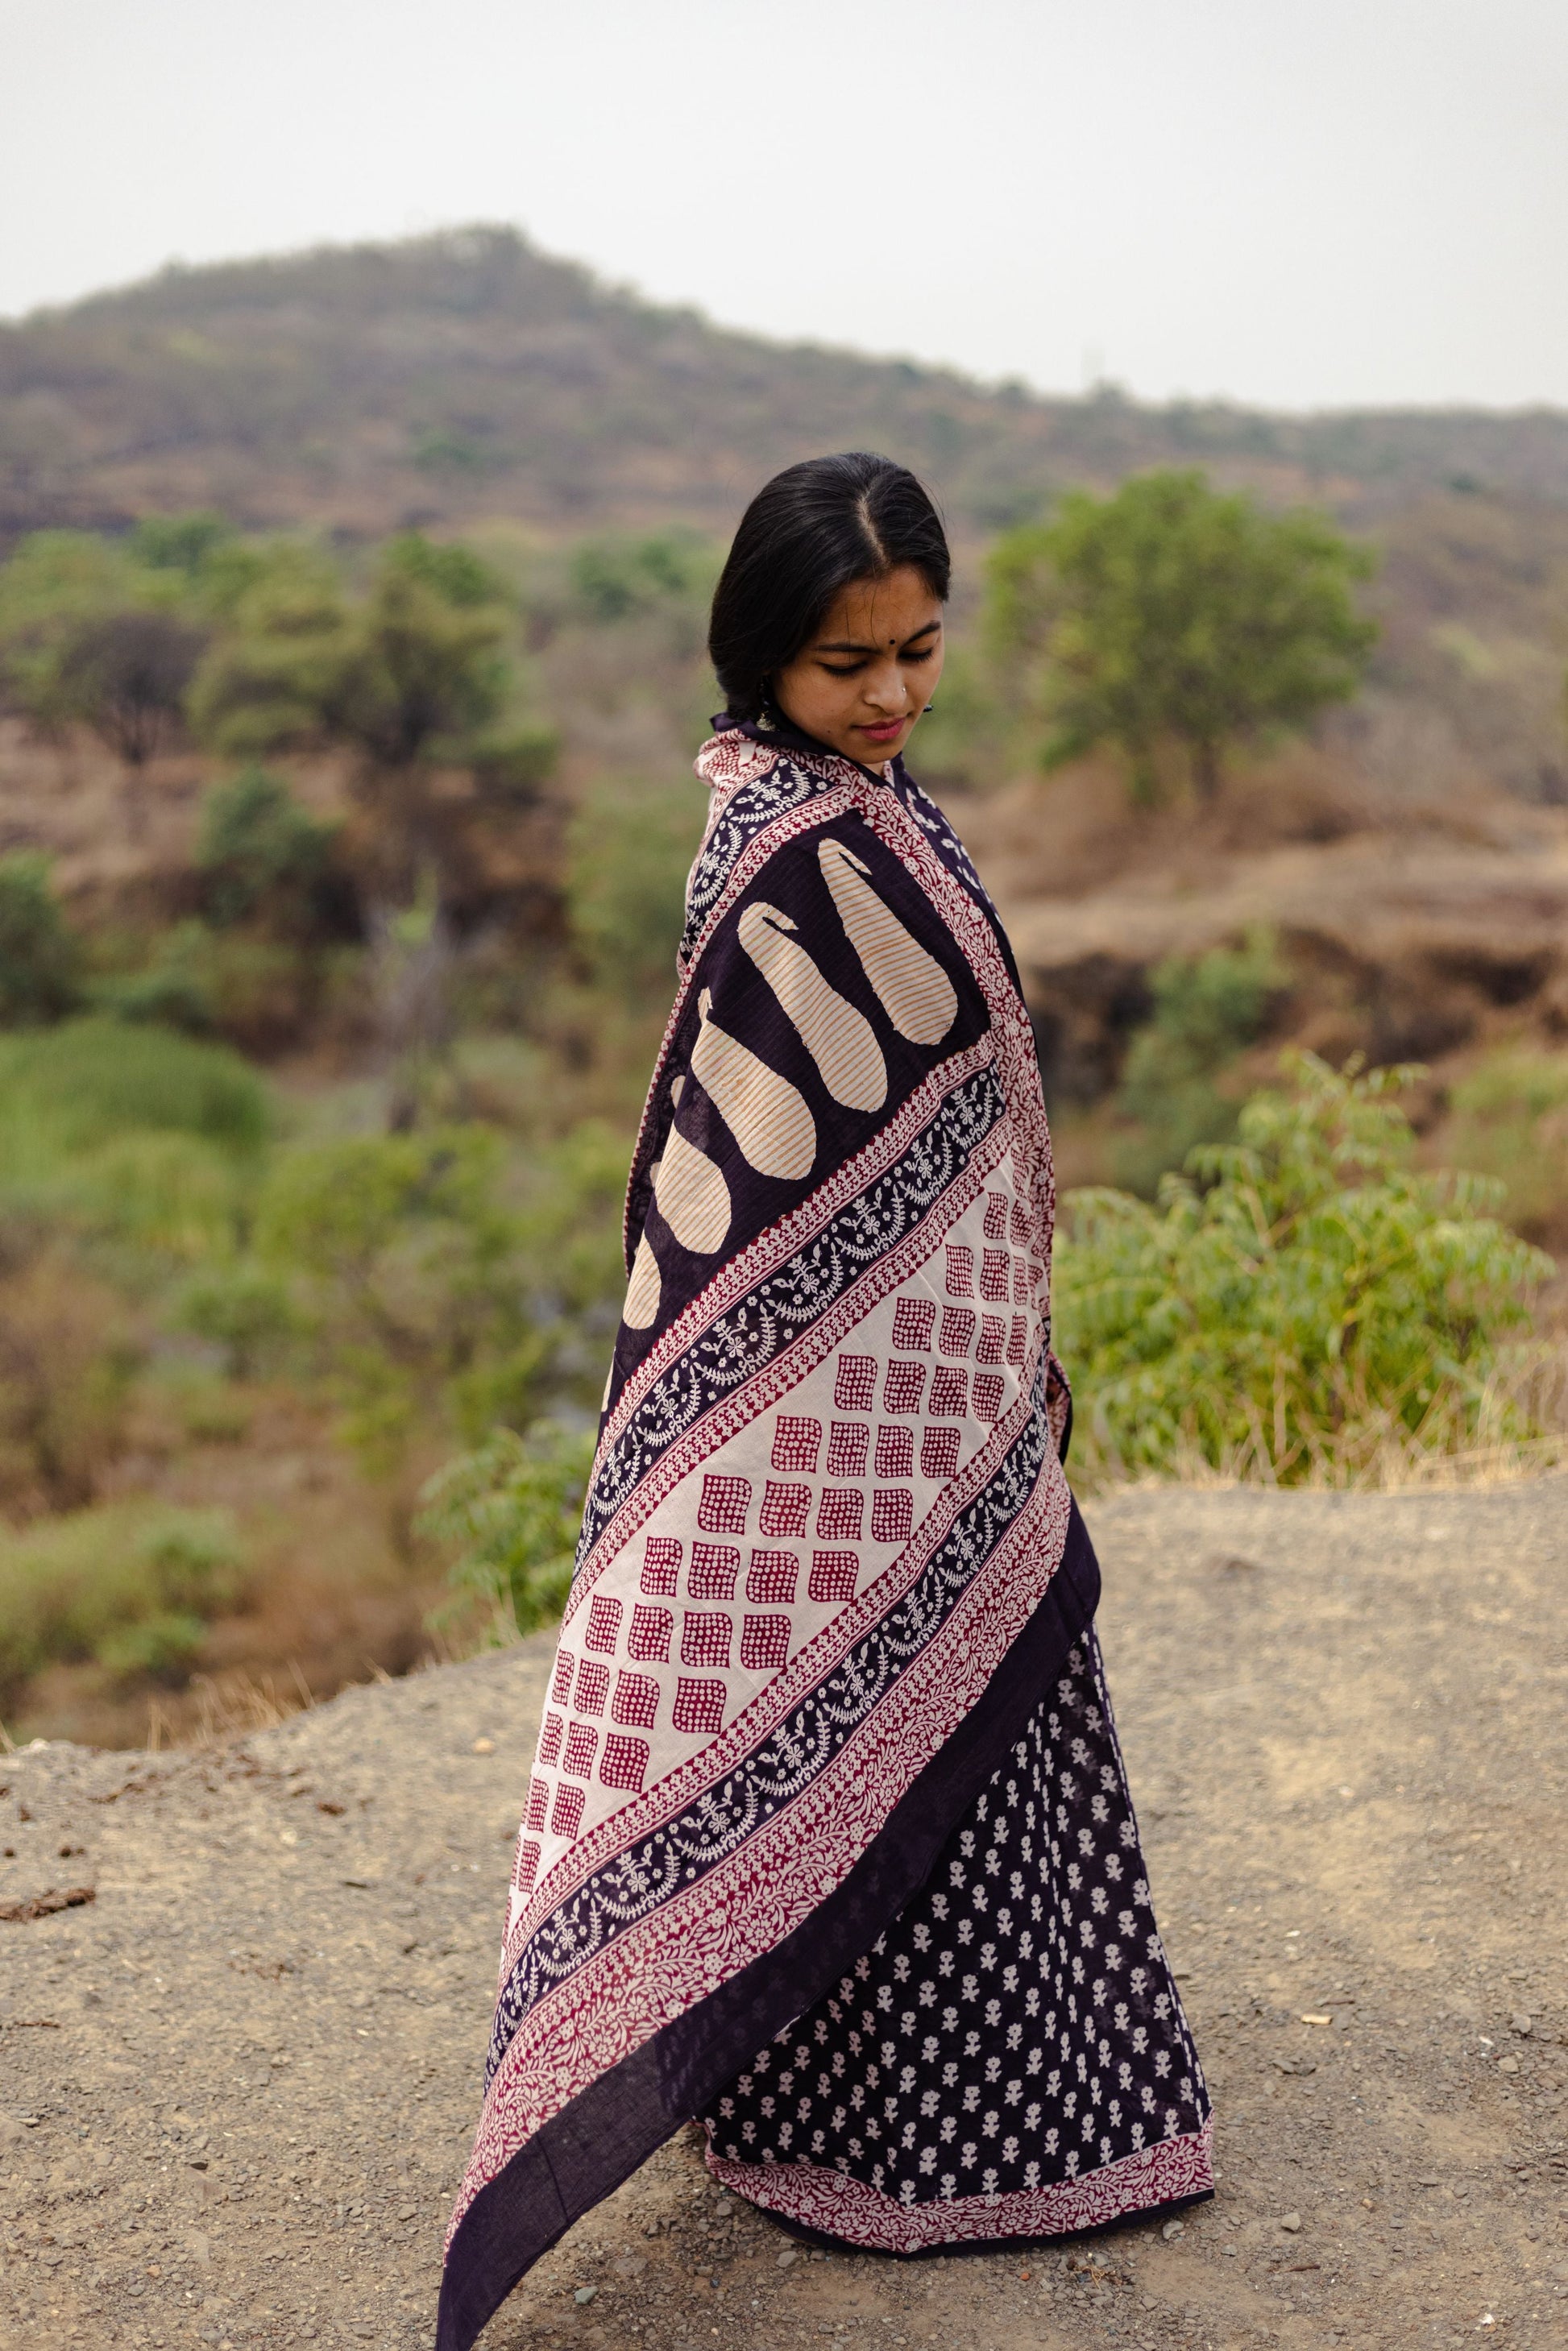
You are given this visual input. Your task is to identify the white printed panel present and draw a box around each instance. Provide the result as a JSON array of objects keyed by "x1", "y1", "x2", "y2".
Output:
[{"x1": 506, "y1": 1159, "x2": 1046, "y2": 1930}]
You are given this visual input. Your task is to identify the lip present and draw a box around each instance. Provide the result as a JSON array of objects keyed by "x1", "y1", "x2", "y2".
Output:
[{"x1": 857, "y1": 718, "x2": 906, "y2": 743}]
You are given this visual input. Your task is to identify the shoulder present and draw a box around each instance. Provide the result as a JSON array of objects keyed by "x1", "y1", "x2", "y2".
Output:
[{"x1": 681, "y1": 733, "x2": 865, "y2": 971}]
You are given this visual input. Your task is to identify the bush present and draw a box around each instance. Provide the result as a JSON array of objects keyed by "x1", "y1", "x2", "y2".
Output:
[
  {"x1": 197, "y1": 767, "x2": 343, "y2": 935},
  {"x1": 0, "y1": 1254, "x2": 137, "y2": 1513},
  {"x1": 417, "y1": 1420, "x2": 595, "y2": 1638},
  {"x1": 1055, "y1": 1054, "x2": 1553, "y2": 1487},
  {"x1": 566, "y1": 776, "x2": 704, "y2": 1001},
  {"x1": 0, "y1": 1503, "x2": 243, "y2": 1699},
  {"x1": 173, "y1": 1261, "x2": 298, "y2": 1379},
  {"x1": 0, "y1": 1017, "x2": 269, "y2": 1155},
  {"x1": 1442, "y1": 1051, "x2": 1568, "y2": 1245},
  {"x1": 1113, "y1": 931, "x2": 1283, "y2": 1193},
  {"x1": 0, "y1": 854, "x2": 81, "y2": 1025}
]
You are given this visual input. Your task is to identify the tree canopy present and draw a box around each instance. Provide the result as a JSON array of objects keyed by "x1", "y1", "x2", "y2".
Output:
[{"x1": 985, "y1": 469, "x2": 1378, "y2": 800}]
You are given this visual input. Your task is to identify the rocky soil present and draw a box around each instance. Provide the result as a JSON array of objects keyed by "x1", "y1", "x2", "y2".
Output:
[{"x1": 2, "y1": 1476, "x2": 1566, "y2": 2351}]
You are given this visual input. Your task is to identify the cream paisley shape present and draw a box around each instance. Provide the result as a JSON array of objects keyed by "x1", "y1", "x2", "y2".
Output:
[
  {"x1": 622, "y1": 1232, "x2": 662, "y2": 1328},
  {"x1": 691, "y1": 989, "x2": 816, "y2": 1180},
  {"x1": 653, "y1": 1123, "x2": 732, "y2": 1253},
  {"x1": 736, "y1": 902, "x2": 887, "y2": 1112},
  {"x1": 818, "y1": 840, "x2": 958, "y2": 1045}
]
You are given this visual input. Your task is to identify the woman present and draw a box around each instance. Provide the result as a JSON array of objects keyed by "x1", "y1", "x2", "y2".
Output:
[{"x1": 438, "y1": 454, "x2": 1211, "y2": 2351}]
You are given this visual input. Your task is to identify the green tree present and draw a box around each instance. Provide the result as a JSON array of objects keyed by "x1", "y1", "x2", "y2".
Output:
[
  {"x1": 0, "y1": 530, "x2": 209, "y2": 837},
  {"x1": 197, "y1": 767, "x2": 343, "y2": 935},
  {"x1": 0, "y1": 854, "x2": 81, "y2": 1025},
  {"x1": 985, "y1": 471, "x2": 1377, "y2": 801},
  {"x1": 193, "y1": 534, "x2": 512, "y2": 877}
]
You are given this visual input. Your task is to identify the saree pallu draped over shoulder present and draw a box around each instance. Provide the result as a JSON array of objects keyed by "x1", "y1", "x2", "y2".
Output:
[{"x1": 438, "y1": 733, "x2": 1211, "y2": 2351}]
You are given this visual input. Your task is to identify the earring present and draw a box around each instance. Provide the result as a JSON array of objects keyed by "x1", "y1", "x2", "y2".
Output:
[{"x1": 923, "y1": 703, "x2": 935, "y2": 713}]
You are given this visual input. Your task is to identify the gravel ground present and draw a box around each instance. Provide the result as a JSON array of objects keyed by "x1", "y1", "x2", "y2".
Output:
[{"x1": 2, "y1": 1475, "x2": 1566, "y2": 2351}]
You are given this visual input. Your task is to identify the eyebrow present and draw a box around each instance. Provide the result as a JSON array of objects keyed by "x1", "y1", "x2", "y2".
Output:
[{"x1": 814, "y1": 619, "x2": 943, "y2": 654}]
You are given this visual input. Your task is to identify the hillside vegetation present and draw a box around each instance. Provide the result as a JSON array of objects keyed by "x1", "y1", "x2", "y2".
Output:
[
  {"x1": 6, "y1": 224, "x2": 1568, "y2": 547},
  {"x1": 0, "y1": 231, "x2": 1566, "y2": 1749}
]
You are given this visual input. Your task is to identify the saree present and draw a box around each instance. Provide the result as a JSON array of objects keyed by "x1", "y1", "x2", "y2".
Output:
[{"x1": 438, "y1": 724, "x2": 1211, "y2": 2351}]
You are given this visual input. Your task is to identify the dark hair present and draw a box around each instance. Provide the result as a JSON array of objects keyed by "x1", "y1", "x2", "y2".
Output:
[{"x1": 708, "y1": 452, "x2": 950, "y2": 722}]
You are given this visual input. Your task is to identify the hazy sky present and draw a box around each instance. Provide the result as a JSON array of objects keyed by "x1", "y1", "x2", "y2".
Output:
[{"x1": 2, "y1": 0, "x2": 1566, "y2": 412}]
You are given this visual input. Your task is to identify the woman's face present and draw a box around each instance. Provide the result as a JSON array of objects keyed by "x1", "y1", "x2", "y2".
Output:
[{"x1": 772, "y1": 565, "x2": 945, "y2": 766}]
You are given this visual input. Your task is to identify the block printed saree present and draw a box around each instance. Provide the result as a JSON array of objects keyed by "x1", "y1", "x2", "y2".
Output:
[{"x1": 437, "y1": 729, "x2": 1212, "y2": 2351}]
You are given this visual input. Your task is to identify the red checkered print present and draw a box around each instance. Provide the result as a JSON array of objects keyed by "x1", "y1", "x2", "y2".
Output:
[
  {"x1": 516, "y1": 1839, "x2": 541, "y2": 1890},
  {"x1": 980, "y1": 1246, "x2": 1011, "y2": 1301},
  {"x1": 1011, "y1": 1200, "x2": 1031, "y2": 1246},
  {"x1": 875, "y1": 1424, "x2": 914, "y2": 1478},
  {"x1": 939, "y1": 1305, "x2": 976, "y2": 1358},
  {"x1": 612, "y1": 1670, "x2": 660, "y2": 1729},
  {"x1": 641, "y1": 1537, "x2": 682, "y2": 1596},
  {"x1": 983, "y1": 1190, "x2": 1009, "y2": 1241},
  {"x1": 921, "y1": 1426, "x2": 961, "y2": 1481},
  {"x1": 562, "y1": 1721, "x2": 599, "y2": 1780},
  {"x1": 834, "y1": 1354, "x2": 877, "y2": 1412},
  {"x1": 945, "y1": 1244, "x2": 975, "y2": 1296},
  {"x1": 746, "y1": 1549, "x2": 799, "y2": 1603},
  {"x1": 929, "y1": 1364, "x2": 969, "y2": 1416},
  {"x1": 871, "y1": 1487, "x2": 913, "y2": 1544},
  {"x1": 973, "y1": 1371, "x2": 1006, "y2": 1422},
  {"x1": 1008, "y1": 1315, "x2": 1028, "y2": 1366},
  {"x1": 525, "y1": 1776, "x2": 549, "y2": 1832},
  {"x1": 538, "y1": 1712, "x2": 563, "y2": 1766},
  {"x1": 575, "y1": 1660, "x2": 610, "y2": 1716},
  {"x1": 891, "y1": 1296, "x2": 935, "y2": 1351},
  {"x1": 681, "y1": 1611, "x2": 733, "y2": 1669},
  {"x1": 599, "y1": 1735, "x2": 649, "y2": 1793},
  {"x1": 759, "y1": 1480, "x2": 811, "y2": 1538},
  {"x1": 550, "y1": 1784, "x2": 585, "y2": 1839},
  {"x1": 740, "y1": 1614, "x2": 791, "y2": 1671},
  {"x1": 628, "y1": 1603, "x2": 673, "y2": 1663},
  {"x1": 585, "y1": 1595, "x2": 623, "y2": 1655},
  {"x1": 688, "y1": 1541, "x2": 740, "y2": 1598},
  {"x1": 697, "y1": 1474, "x2": 751, "y2": 1534},
  {"x1": 977, "y1": 1314, "x2": 1007, "y2": 1364},
  {"x1": 770, "y1": 1415, "x2": 822, "y2": 1474},
  {"x1": 1013, "y1": 1255, "x2": 1032, "y2": 1304},
  {"x1": 815, "y1": 1486, "x2": 864, "y2": 1542},
  {"x1": 827, "y1": 1419, "x2": 869, "y2": 1478},
  {"x1": 673, "y1": 1678, "x2": 726, "y2": 1735},
  {"x1": 550, "y1": 1652, "x2": 575, "y2": 1706},
  {"x1": 809, "y1": 1550, "x2": 859, "y2": 1603},
  {"x1": 882, "y1": 1358, "x2": 927, "y2": 1414}
]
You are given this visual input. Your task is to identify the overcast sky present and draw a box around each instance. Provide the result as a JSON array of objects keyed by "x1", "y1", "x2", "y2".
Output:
[{"x1": 2, "y1": 0, "x2": 1566, "y2": 412}]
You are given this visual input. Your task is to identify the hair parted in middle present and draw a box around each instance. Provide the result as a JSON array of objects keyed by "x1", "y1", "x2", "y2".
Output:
[{"x1": 707, "y1": 452, "x2": 951, "y2": 723}]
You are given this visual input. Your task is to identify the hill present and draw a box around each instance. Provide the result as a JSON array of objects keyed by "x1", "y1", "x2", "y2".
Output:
[{"x1": 6, "y1": 223, "x2": 1568, "y2": 546}]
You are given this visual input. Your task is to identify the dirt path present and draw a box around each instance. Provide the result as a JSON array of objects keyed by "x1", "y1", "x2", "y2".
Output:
[{"x1": 3, "y1": 1477, "x2": 1566, "y2": 2351}]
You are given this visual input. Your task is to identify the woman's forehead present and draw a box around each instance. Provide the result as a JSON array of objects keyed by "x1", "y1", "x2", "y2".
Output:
[{"x1": 815, "y1": 566, "x2": 942, "y2": 645}]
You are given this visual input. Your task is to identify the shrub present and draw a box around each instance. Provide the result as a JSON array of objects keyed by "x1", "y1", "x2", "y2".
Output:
[
  {"x1": 173, "y1": 1261, "x2": 298, "y2": 1379},
  {"x1": 566, "y1": 776, "x2": 704, "y2": 1001},
  {"x1": 0, "y1": 1503, "x2": 243, "y2": 1699},
  {"x1": 1441, "y1": 1051, "x2": 1568, "y2": 1245},
  {"x1": 1054, "y1": 1054, "x2": 1553, "y2": 1487},
  {"x1": 417, "y1": 1421, "x2": 595, "y2": 1638},
  {"x1": 0, "y1": 1017, "x2": 269, "y2": 1155},
  {"x1": 0, "y1": 1254, "x2": 137, "y2": 1513},
  {"x1": 1113, "y1": 931, "x2": 1283, "y2": 1193},
  {"x1": 0, "y1": 854, "x2": 81, "y2": 1025},
  {"x1": 197, "y1": 767, "x2": 342, "y2": 935}
]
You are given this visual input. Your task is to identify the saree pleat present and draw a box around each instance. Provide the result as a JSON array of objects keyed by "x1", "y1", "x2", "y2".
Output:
[{"x1": 438, "y1": 732, "x2": 1209, "y2": 2351}]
